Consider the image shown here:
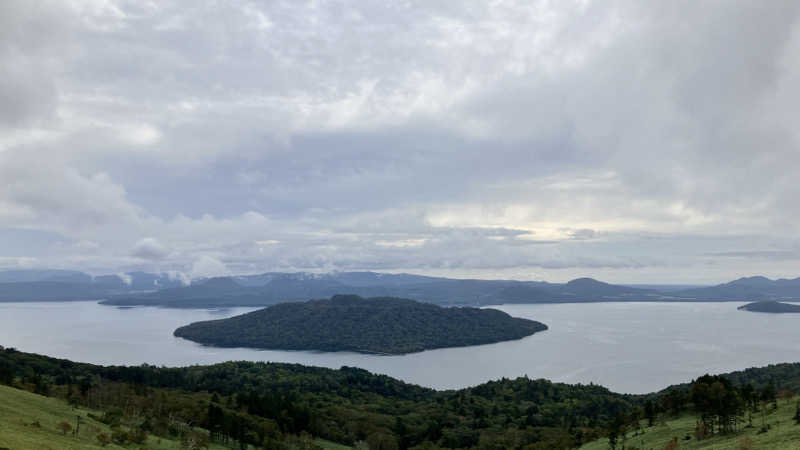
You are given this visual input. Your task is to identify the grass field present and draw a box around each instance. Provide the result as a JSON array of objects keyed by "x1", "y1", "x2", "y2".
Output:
[
  {"x1": 580, "y1": 398, "x2": 800, "y2": 450},
  {"x1": 0, "y1": 384, "x2": 231, "y2": 450},
  {"x1": 0, "y1": 384, "x2": 350, "y2": 450},
  {"x1": 317, "y1": 440, "x2": 354, "y2": 450}
]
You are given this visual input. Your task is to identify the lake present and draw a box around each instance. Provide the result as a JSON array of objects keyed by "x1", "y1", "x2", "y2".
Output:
[{"x1": 0, "y1": 301, "x2": 798, "y2": 394}]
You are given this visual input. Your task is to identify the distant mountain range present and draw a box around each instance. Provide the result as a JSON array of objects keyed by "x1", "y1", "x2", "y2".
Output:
[
  {"x1": 101, "y1": 273, "x2": 665, "y2": 307},
  {"x1": 0, "y1": 270, "x2": 184, "y2": 301},
  {"x1": 671, "y1": 276, "x2": 800, "y2": 301},
  {"x1": 2, "y1": 269, "x2": 800, "y2": 306}
]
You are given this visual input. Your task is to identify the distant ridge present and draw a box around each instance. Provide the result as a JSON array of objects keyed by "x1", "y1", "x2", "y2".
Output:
[
  {"x1": 101, "y1": 273, "x2": 659, "y2": 307},
  {"x1": 675, "y1": 276, "x2": 800, "y2": 301},
  {"x1": 3, "y1": 268, "x2": 800, "y2": 307},
  {"x1": 0, "y1": 270, "x2": 185, "y2": 302}
]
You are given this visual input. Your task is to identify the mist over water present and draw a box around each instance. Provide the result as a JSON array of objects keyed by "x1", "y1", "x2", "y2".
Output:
[{"x1": 0, "y1": 301, "x2": 798, "y2": 394}]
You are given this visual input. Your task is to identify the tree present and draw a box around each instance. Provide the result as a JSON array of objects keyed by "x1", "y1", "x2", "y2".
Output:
[
  {"x1": 644, "y1": 400, "x2": 656, "y2": 427},
  {"x1": 630, "y1": 409, "x2": 642, "y2": 436},
  {"x1": 367, "y1": 432, "x2": 400, "y2": 450},
  {"x1": 793, "y1": 401, "x2": 800, "y2": 425},
  {"x1": 691, "y1": 375, "x2": 744, "y2": 435},
  {"x1": 693, "y1": 420, "x2": 707, "y2": 441},
  {"x1": 57, "y1": 420, "x2": 72, "y2": 435},
  {"x1": 761, "y1": 382, "x2": 777, "y2": 410},
  {"x1": 607, "y1": 414, "x2": 623, "y2": 450}
]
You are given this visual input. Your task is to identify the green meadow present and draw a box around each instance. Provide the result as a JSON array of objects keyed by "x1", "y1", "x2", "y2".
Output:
[
  {"x1": 0, "y1": 384, "x2": 348, "y2": 450},
  {"x1": 0, "y1": 383, "x2": 229, "y2": 450},
  {"x1": 581, "y1": 397, "x2": 800, "y2": 450}
]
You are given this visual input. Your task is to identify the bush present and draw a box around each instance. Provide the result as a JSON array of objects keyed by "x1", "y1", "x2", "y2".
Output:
[
  {"x1": 130, "y1": 427, "x2": 148, "y2": 444},
  {"x1": 57, "y1": 420, "x2": 72, "y2": 435},
  {"x1": 112, "y1": 428, "x2": 130, "y2": 444},
  {"x1": 662, "y1": 437, "x2": 679, "y2": 450},
  {"x1": 97, "y1": 432, "x2": 111, "y2": 446}
]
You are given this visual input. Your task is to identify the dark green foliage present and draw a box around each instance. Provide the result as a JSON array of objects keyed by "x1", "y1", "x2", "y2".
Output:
[
  {"x1": 0, "y1": 347, "x2": 627, "y2": 449},
  {"x1": 690, "y1": 375, "x2": 744, "y2": 434},
  {"x1": 174, "y1": 295, "x2": 548, "y2": 354},
  {"x1": 644, "y1": 400, "x2": 655, "y2": 427},
  {"x1": 9, "y1": 346, "x2": 800, "y2": 449}
]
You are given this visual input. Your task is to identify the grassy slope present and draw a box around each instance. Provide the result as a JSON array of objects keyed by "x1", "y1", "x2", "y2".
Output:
[
  {"x1": 581, "y1": 398, "x2": 800, "y2": 450},
  {"x1": 0, "y1": 384, "x2": 227, "y2": 450},
  {"x1": 0, "y1": 384, "x2": 350, "y2": 450},
  {"x1": 317, "y1": 440, "x2": 353, "y2": 450}
]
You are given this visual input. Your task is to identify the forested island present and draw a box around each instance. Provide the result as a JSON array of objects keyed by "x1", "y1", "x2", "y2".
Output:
[
  {"x1": 738, "y1": 300, "x2": 800, "y2": 313},
  {"x1": 174, "y1": 294, "x2": 547, "y2": 354}
]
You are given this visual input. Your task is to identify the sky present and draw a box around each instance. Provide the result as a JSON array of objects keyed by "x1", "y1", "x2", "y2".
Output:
[{"x1": 1, "y1": 0, "x2": 800, "y2": 284}]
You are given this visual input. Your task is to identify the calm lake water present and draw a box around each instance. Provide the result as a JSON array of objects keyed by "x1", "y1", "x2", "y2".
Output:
[{"x1": 0, "y1": 301, "x2": 798, "y2": 394}]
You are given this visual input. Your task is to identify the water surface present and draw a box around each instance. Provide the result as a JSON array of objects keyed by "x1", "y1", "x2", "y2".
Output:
[{"x1": 0, "y1": 301, "x2": 798, "y2": 394}]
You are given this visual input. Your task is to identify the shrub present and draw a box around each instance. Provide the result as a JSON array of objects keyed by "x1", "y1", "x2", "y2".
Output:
[
  {"x1": 57, "y1": 420, "x2": 73, "y2": 435},
  {"x1": 111, "y1": 427, "x2": 130, "y2": 444},
  {"x1": 130, "y1": 427, "x2": 148, "y2": 444},
  {"x1": 97, "y1": 432, "x2": 111, "y2": 446}
]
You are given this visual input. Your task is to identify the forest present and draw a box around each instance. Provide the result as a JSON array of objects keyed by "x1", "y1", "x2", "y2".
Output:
[
  {"x1": 3, "y1": 345, "x2": 800, "y2": 449},
  {"x1": 173, "y1": 295, "x2": 547, "y2": 354}
]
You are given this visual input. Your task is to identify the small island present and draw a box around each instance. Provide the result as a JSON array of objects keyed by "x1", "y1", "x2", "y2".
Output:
[
  {"x1": 174, "y1": 294, "x2": 548, "y2": 354},
  {"x1": 737, "y1": 300, "x2": 800, "y2": 313}
]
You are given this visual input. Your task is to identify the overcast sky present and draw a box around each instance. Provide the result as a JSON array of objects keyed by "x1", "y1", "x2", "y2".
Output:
[{"x1": 1, "y1": 0, "x2": 800, "y2": 284}]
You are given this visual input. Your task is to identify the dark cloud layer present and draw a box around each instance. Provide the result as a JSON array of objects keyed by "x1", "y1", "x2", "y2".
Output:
[{"x1": 1, "y1": 0, "x2": 799, "y2": 283}]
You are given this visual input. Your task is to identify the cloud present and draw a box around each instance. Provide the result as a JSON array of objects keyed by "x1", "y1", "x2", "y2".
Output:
[
  {"x1": 116, "y1": 272, "x2": 132, "y2": 286},
  {"x1": 131, "y1": 238, "x2": 169, "y2": 260},
  {"x1": 0, "y1": 1, "x2": 799, "y2": 283},
  {"x1": 704, "y1": 250, "x2": 800, "y2": 261},
  {"x1": 190, "y1": 256, "x2": 229, "y2": 279}
]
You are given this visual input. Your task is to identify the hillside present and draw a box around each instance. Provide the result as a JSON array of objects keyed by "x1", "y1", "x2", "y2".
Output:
[
  {"x1": 738, "y1": 300, "x2": 800, "y2": 313},
  {"x1": 6, "y1": 346, "x2": 800, "y2": 449},
  {"x1": 0, "y1": 383, "x2": 226, "y2": 450},
  {"x1": 0, "y1": 346, "x2": 632, "y2": 449},
  {"x1": 173, "y1": 294, "x2": 548, "y2": 354},
  {"x1": 580, "y1": 395, "x2": 800, "y2": 450}
]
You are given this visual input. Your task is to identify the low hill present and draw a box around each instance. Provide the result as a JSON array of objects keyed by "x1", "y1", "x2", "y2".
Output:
[
  {"x1": 676, "y1": 276, "x2": 800, "y2": 301},
  {"x1": 174, "y1": 294, "x2": 548, "y2": 354},
  {"x1": 738, "y1": 300, "x2": 800, "y2": 313}
]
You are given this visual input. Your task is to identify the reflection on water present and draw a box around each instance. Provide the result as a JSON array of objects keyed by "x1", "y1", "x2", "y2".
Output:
[{"x1": 0, "y1": 301, "x2": 798, "y2": 394}]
